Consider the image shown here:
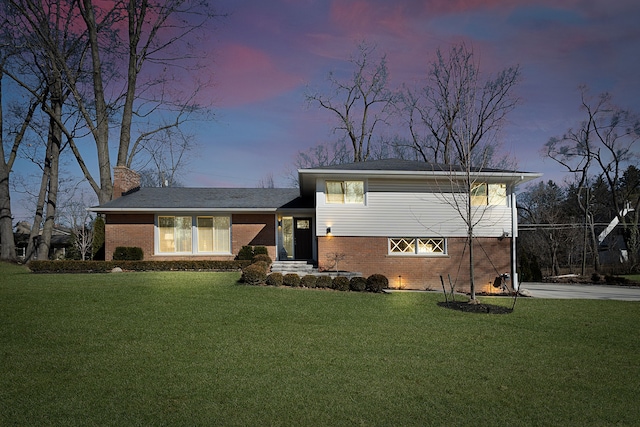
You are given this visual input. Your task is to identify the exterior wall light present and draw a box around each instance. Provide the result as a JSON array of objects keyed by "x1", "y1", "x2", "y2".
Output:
[{"x1": 326, "y1": 226, "x2": 331, "y2": 235}]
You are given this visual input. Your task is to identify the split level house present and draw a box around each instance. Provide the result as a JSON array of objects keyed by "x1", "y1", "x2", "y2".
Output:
[{"x1": 92, "y1": 160, "x2": 541, "y2": 291}]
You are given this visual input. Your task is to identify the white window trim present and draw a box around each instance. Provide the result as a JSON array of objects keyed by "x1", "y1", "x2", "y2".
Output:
[
  {"x1": 155, "y1": 214, "x2": 232, "y2": 256},
  {"x1": 388, "y1": 237, "x2": 448, "y2": 257}
]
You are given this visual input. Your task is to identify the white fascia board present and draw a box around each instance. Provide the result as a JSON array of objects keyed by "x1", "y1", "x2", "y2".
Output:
[
  {"x1": 300, "y1": 169, "x2": 542, "y2": 183},
  {"x1": 89, "y1": 207, "x2": 278, "y2": 213}
]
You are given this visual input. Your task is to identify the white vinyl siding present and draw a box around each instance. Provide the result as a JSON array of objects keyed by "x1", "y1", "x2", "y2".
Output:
[{"x1": 316, "y1": 178, "x2": 511, "y2": 238}]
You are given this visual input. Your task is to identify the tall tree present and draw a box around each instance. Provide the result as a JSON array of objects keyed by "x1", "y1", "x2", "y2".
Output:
[
  {"x1": 306, "y1": 42, "x2": 395, "y2": 162},
  {"x1": 407, "y1": 44, "x2": 521, "y2": 301}
]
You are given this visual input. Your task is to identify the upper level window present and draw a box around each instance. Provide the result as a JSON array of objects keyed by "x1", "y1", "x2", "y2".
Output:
[
  {"x1": 326, "y1": 180, "x2": 364, "y2": 204},
  {"x1": 471, "y1": 183, "x2": 507, "y2": 206}
]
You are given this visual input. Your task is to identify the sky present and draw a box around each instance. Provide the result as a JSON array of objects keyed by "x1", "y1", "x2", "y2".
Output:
[
  {"x1": 181, "y1": 0, "x2": 640, "y2": 189},
  {"x1": 8, "y1": 0, "x2": 640, "y2": 220}
]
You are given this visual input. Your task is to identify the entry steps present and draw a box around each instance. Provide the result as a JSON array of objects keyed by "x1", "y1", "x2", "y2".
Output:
[{"x1": 270, "y1": 261, "x2": 360, "y2": 278}]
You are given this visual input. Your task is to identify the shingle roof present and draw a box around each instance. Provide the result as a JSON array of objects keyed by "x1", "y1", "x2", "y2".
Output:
[
  {"x1": 306, "y1": 158, "x2": 520, "y2": 173},
  {"x1": 94, "y1": 187, "x2": 308, "y2": 211}
]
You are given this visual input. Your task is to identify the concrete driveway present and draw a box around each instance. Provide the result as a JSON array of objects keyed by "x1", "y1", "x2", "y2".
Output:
[{"x1": 520, "y1": 282, "x2": 640, "y2": 301}]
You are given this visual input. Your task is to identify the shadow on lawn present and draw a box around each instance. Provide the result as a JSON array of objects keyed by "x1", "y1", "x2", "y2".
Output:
[{"x1": 437, "y1": 300, "x2": 513, "y2": 315}]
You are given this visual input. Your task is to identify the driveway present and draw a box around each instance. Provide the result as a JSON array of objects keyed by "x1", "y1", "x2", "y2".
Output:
[{"x1": 520, "y1": 282, "x2": 640, "y2": 301}]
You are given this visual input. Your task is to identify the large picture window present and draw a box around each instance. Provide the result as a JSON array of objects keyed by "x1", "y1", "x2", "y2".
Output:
[
  {"x1": 471, "y1": 183, "x2": 507, "y2": 206},
  {"x1": 158, "y1": 215, "x2": 231, "y2": 254},
  {"x1": 389, "y1": 238, "x2": 446, "y2": 256},
  {"x1": 326, "y1": 180, "x2": 364, "y2": 204}
]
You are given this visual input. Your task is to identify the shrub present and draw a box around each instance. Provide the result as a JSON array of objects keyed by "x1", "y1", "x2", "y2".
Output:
[
  {"x1": 236, "y1": 245, "x2": 254, "y2": 261},
  {"x1": 316, "y1": 275, "x2": 332, "y2": 288},
  {"x1": 252, "y1": 261, "x2": 270, "y2": 274},
  {"x1": 283, "y1": 273, "x2": 301, "y2": 287},
  {"x1": 332, "y1": 276, "x2": 350, "y2": 291},
  {"x1": 366, "y1": 274, "x2": 389, "y2": 293},
  {"x1": 27, "y1": 260, "x2": 250, "y2": 273},
  {"x1": 301, "y1": 275, "x2": 317, "y2": 288},
  {"x1": 241, "y1": 263, "x2": 267, "y2": 285},
  {"x1": 253, "y1": 246, "x2": 269, "y2": 256},
  {"x1": 349, "y1": 276, "x2": 367, "y2": 292},
  {"x1": 591, "y1": 272, "x2": 601, "y2": 283},
  {"x1": 92, "y1": 217, "x2": 105, "y2": 260},
  {"x1": 266, "y1": 272, "x2": 283, "y2": 287},
  {"x1": 112, "y1": 246, "x2": 143, "y2": 261},
  {"x1": 252, "y1": 254, "x2": 272, "y2": 265}
]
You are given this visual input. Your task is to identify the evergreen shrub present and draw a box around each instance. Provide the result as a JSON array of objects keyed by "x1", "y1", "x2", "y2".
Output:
[
  {"x1": 349, "y1": 276, "x2": 367, "y2": 292},
  {"x1": 332, "y1": 276, "x2": 350, "y2": 291},
  {"x1": 283, "y1": 273, "x2": 301, "y2": 287},
  {"x1": 366, "y1": 274, "x2": 389, "y2": 293}
]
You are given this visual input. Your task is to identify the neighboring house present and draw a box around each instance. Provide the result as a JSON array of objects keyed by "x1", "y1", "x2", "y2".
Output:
[
  {"x1": 92, "y1": 161, "x2": 540, "y2": 291},
  {"x1": 13, "y1": 221, "x2": 73, "y2": 260}
]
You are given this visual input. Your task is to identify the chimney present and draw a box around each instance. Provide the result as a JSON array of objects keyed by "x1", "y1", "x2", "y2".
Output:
[{"x1": 112, "y1": 166, "x2": 141, "y2": 199}]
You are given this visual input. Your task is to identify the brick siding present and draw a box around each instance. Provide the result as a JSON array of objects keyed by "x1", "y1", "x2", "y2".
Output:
[
  {"x1": 104, "y1": 212, "x2": 276, "y2": 261},
  {"x1": 318, "y1": 236, "x2": 511, "y2": 292}
]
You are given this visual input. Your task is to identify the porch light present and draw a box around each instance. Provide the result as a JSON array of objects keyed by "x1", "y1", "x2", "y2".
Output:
[
  {"x1": 278, "y1": 219, "x2": 282, "y2": 227},
  {"x1": 326, "y1": 226, "x2": 331, "y2": 235}
]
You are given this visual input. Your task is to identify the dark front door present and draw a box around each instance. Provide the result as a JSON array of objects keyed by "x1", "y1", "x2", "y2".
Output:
[{"x1": 294, "y1": 218, "x2": 313, "y2": 260}]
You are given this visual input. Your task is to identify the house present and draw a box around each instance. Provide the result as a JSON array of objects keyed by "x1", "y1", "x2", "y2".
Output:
[
  {"x1": 13, "y1": 221, "x2": 73, "y2": 260},
  {"x1": 92, "y1": 161, "x2": 541, "y2": 291}
]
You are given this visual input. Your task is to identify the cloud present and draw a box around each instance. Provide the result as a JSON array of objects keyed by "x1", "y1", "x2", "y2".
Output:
[{"x1": 210, "y1": 43, "x2": 304, "y2": 107}]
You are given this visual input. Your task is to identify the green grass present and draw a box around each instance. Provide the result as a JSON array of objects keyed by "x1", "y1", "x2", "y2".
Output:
[{"x1": 1, "y1": 262, "x2": 639, "y2": 426}]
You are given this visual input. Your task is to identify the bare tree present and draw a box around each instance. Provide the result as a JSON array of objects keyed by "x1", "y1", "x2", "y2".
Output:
[
  {"x1": 409, "y1": 44, "x2": 521, "y2": 301},
  {"x1": 545, "y1": 87, "x2": 640, "y2": 270},
  {"x1": 400, "y1": 44, "x2": 520, "y2": 169},
  {"x1": 306, "y1": 42, "x2": 395, "y2": 162},
  {"x1": 61, "y1": 192, "x2": 96, "y2": 260}
]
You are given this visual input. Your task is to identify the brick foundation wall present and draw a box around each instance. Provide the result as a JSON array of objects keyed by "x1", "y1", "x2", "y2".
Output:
[
  {"x1": 105, "y1": 214, "x2": 154, "y2": 261},
  {"x1": 232, "y1": 214, "x2": 277, "y2": 260},
  {"x1": 318, "y1": 236, "x2": 511, "y2": 292},
  {"x1": 105, "y1": 213, "x2": 277, "y2": 261}
]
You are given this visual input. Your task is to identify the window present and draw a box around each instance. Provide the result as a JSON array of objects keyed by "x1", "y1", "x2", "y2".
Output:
[
  {"x1": 471, "y1": 183, "x2": 507, "y2": 206},
  {"x1": 326, "y1": 180, "x2": 364, "y2": 204},
  {"x1": 197, "y1": 216, "x2": 230, "y2": 253},
  {"x1": 389, "y1": 238, "x2": 446, "y2": 255},
  {"x1": 158, "y1": 215, "x2": 231, "y2": 254}
]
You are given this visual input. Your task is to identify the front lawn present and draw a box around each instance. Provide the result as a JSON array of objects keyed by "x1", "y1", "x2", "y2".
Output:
[{"x1": 1, "y1": 262, "x2": 638, "y2": 426}]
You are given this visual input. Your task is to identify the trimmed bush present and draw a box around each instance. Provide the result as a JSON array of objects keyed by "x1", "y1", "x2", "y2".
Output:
[
  {"x1": 27, "y1": 260, "x2": 250, "y2": 273},
  {"x1": 252, "y1": 261, "x2": 270, "y2": 274},
  {"x1": 252, "y1": 254, "x2": 272, "y2": 265},
  {"x1": 241, "y1": 263, "x2": 267, "y2": 285},
  {"x1": 265, "y1": 272, "x2": 283, "y2": 287},
  {"x1": 113, "y1": 246, "x2": 143, "y2": 261},
  {"x1": 236, "y1": 245, "x2": 254, "y2": 261},
  {"x1": 253, "y1": 246, "x2": 269, "y2": 256},
  {"x1": 283, "y1": 273, "x2": 301, "y2": 287},
  {"x1": 349, "y1": 276, "x2": 367, "y2": 292},
  {"x1": 301, "y1": 275, "x2": 317, "y2": 288},
  {"x1": 316, "y1": 275, "x2": 332, "y2": 289},
  {"x1": 366, "y1": 274, "x2": 389, "y2": 293},
  {"x1": 332, "y1": 276, "x2": 350, "y2": 291}
]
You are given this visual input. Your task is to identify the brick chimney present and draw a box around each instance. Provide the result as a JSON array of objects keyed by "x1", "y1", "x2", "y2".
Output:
[{"x1": 112, "y1": 166, "x2": 141, "y2": 199}]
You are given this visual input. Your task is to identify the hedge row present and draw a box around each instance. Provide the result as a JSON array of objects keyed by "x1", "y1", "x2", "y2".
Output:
[
  {"x1": 242, "y1": 268, "x2": 389, "y2": 293},
  {"x1": 28, "y1": 260, "x2": 251, "y2": 273}
]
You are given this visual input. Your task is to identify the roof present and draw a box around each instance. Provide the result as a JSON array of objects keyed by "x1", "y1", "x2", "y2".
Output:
[
  {"x1": 298, "y1": 158, "x2": 542, "y2": 196},
  {"x1": 92, "y1": 187, "x2": 309, "y2": 213}
]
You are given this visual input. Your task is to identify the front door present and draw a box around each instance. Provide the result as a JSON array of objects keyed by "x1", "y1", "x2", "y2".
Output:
[{"x1": 294, "y1": 218, "x2": 313, "y2": 260}]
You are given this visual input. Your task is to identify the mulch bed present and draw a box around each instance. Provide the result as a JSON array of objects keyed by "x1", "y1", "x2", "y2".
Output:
[{"x1": 437, "y1": 300, "x2": 513, "y2": 314}]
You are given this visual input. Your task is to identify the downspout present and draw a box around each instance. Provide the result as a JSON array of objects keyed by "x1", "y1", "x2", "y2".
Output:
[{"x1": 511, "y1": 189, "x2": 519, "y2": 291}]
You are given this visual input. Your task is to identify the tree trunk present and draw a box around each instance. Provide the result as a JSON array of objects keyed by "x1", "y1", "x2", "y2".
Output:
[{"x1": 37, "y1": 107, "x2": 61, "y2": 260}]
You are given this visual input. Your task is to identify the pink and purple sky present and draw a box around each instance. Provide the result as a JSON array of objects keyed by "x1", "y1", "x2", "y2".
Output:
[
  {"x1": 9, "y1": 0, "x2": 640, "y2": 221},
  {"x1": 188, "y1": 0, "x2": 639, "y2": 188}
]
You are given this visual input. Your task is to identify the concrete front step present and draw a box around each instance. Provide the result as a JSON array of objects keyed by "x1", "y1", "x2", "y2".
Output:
[{"x1": 271, "y1": 261, "x2": 361, "y2": 278}]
